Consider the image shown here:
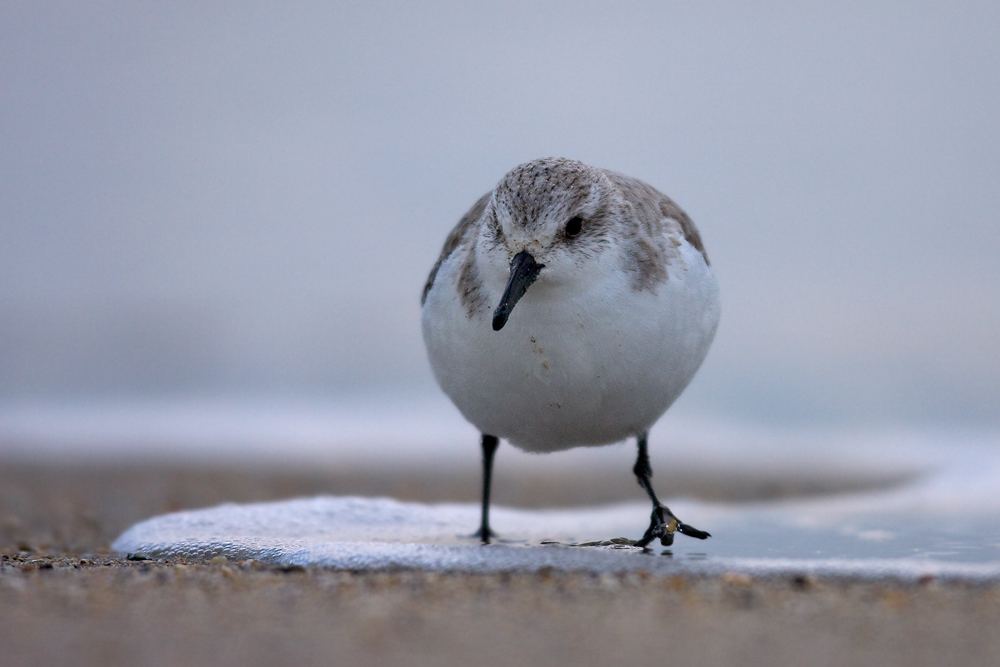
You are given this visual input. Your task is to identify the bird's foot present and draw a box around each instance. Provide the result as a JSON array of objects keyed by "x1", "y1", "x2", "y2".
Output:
[
  {"x1": 473, "y1": 526, "x2": 497, "y2": 544},
  {"x1": 635, "y1": 505, "x2": 710, "y2": 548}
]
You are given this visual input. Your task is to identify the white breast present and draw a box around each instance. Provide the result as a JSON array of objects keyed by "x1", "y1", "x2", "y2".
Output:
[{"x1": 422, "y1": 240, "x2": 720, "y2": 452}]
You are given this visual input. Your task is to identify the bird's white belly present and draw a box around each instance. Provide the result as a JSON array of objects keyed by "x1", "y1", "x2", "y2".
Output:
[{"x1": 422, "y1": 249, "x2": 719, "y2": 452}]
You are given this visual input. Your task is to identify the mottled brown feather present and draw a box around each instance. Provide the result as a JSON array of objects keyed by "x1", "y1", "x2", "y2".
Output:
[
  {"x1": 421, "y1": 191, "x2": 491, "y2": 306},
  {"x1": 601, "y1": 170, "x2": 710, "y2": 267}
]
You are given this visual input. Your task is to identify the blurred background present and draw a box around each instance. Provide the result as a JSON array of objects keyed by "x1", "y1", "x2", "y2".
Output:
[{"x1": 1, "y1": 1, "x2": 998, "y2": 467}]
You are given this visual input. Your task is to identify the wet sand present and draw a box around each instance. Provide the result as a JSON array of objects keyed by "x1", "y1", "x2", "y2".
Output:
[{"x1": 1, "y1": 460, "x2": 997, "y2": 666}]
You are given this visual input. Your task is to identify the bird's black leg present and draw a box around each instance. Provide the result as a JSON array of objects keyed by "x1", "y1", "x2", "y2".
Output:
[
  {"x1": 633, "y1": 432, "x2": 710, "y2": 548},
  {"x1": 474, "y1": 434, "x2": 500, "y2": 544}
]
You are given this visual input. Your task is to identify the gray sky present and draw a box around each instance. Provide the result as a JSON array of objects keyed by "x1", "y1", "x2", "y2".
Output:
[{"x1": 2, "y1": 1, "x2": 998, "y2": 427}]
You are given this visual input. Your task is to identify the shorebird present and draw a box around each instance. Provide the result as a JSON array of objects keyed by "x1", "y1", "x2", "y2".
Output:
[{"x1": 421, "y1": 158, "x2": 720, "y2": 547}]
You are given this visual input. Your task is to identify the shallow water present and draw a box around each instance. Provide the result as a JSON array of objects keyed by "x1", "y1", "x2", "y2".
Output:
[
  {"x1": 109, "y1": 425, "x2": 1000, "y2": 579},
  {"x1": 2, "y1": 395, "x2": 998, "y2": 579},
  {"x1": 110, "y1": 486, "x2": 1000, "y2": 580}
]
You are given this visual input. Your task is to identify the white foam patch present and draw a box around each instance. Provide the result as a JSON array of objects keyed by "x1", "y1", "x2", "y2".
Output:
[{"x1": 113, "y1": 496, "x2": 645, "y2": 564}]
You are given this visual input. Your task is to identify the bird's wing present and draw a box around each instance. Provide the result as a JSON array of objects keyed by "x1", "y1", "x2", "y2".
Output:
[
  {"x1": 421, "y1": 191, "x2": 492, "y2": 305},
  {"x1": 601, "y1": 170, "x2": 709, "y2": 266}
]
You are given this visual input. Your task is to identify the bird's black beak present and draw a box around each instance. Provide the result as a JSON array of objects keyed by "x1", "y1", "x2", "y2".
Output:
[{"x1": 492, "y1": 250, "x2": 544, "y2": 331}]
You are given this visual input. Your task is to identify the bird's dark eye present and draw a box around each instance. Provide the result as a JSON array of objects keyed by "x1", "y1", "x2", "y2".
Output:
[{"x1": 565, "y1": 216, "x2": 583, "y2": 238}]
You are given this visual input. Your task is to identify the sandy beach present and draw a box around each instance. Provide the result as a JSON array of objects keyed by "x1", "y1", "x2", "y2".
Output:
[{"x1": 1, "y1": 459, "x2": 998, "y2": 666}]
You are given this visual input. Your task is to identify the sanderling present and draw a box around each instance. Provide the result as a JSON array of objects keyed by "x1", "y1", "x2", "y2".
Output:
[{"x1": 421, "y1": 158, "x2": 720, "y2": 547}]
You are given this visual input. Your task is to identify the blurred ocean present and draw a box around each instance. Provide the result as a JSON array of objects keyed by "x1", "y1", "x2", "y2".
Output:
[
  {"x1": 3, "y1": 392, "x2": 990, "y2": 473},
  {"x1": 4, "y1": 2, "x2": 999, "y2": 430}
]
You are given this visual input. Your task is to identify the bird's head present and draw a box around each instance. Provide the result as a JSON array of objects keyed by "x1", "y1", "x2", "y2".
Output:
[{"x1": 478, "y1": 158, "x2": 622, "y2": 330}]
